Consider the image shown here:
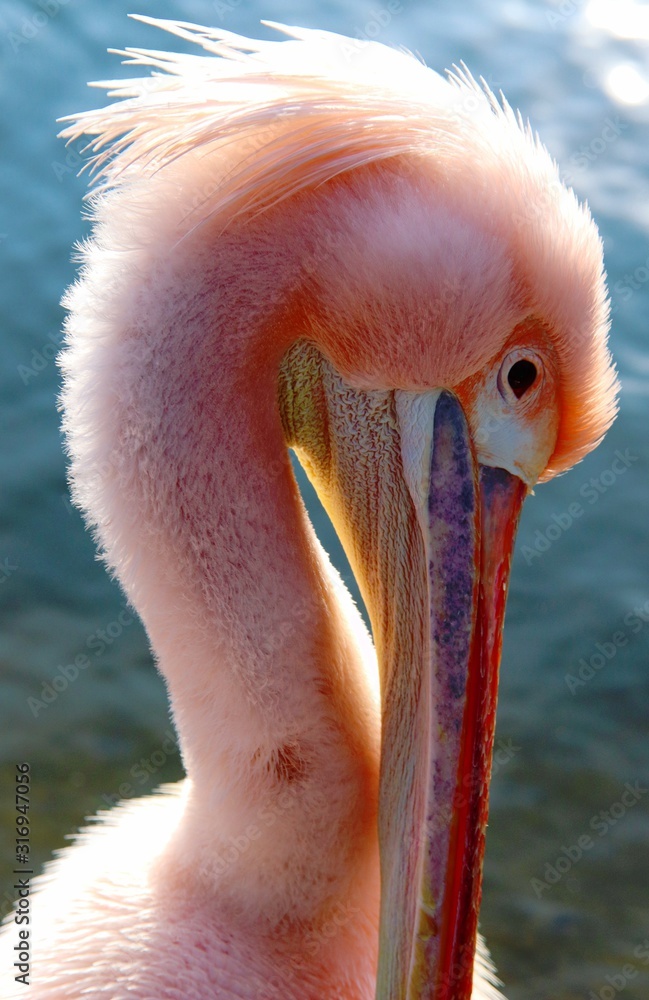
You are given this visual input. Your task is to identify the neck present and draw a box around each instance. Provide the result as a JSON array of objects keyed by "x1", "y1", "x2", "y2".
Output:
[{"x1": 65, "y1": 194, "x2": 380, "y2": 927}]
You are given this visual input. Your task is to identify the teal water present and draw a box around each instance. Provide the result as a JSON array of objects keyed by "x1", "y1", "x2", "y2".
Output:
[{"x1": 1, "y1": 1, "x2": 648, "y2": 997}]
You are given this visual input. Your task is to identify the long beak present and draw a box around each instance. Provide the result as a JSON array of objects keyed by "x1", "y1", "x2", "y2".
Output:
[
  {"x1": 377, "y1": 390, "x2": 526, "y2": 999},
  {"x1": 279, "y1": 345, "x2": 526, "y2": 999}
]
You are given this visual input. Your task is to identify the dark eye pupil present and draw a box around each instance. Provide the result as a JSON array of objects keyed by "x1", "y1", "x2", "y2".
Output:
[{"x1": 507, "y1": 359, "x2": 537, "y2": 399}]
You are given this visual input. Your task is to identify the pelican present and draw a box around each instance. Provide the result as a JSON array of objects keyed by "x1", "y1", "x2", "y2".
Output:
[{"x1": 0, "y1": 18, "x2": 617, "y2": 1000}]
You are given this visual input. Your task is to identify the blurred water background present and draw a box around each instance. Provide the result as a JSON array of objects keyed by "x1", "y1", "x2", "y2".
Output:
[{"x1": 1, "y1": 1, "x2": 648, "y2": 997}]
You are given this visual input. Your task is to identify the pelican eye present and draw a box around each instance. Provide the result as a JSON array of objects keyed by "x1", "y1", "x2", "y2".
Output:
[
  {"x1": 497, "y1": 350, "x2": 543, "y2": 404},
  {"x1": 507, "y1": 359, "x2": 537, "y2": 398}
]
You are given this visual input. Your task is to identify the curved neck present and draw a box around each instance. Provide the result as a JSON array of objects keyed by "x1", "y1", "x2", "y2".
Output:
[{"x1": 88, "y1": 205, "x2": 380, "y2": 923}]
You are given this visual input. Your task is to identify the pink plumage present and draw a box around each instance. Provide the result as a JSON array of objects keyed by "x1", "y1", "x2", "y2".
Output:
[{"x1": 0, "y1": 19, "x2": 616, "y2": 1000}]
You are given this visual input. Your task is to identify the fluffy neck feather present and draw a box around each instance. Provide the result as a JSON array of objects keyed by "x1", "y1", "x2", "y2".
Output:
[{"x1": 62, "y1": 182, "x2": 382, "y2": 929}]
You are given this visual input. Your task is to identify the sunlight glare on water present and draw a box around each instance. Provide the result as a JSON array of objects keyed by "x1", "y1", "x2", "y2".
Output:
[
  {"x1": 586, "y1": 0, "x2": 649, "y2": 40},
  {"x1": 605, "y1": 62, "x2": 649, "y2": 106},
  {"x1": 584, "y1": 0, "x2": 649, "y2": 105}
]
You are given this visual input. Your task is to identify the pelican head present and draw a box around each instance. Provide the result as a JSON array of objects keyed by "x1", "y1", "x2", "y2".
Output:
[{"x1": 57, "y1": 19, "x2": 617, "y2": 1000}]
